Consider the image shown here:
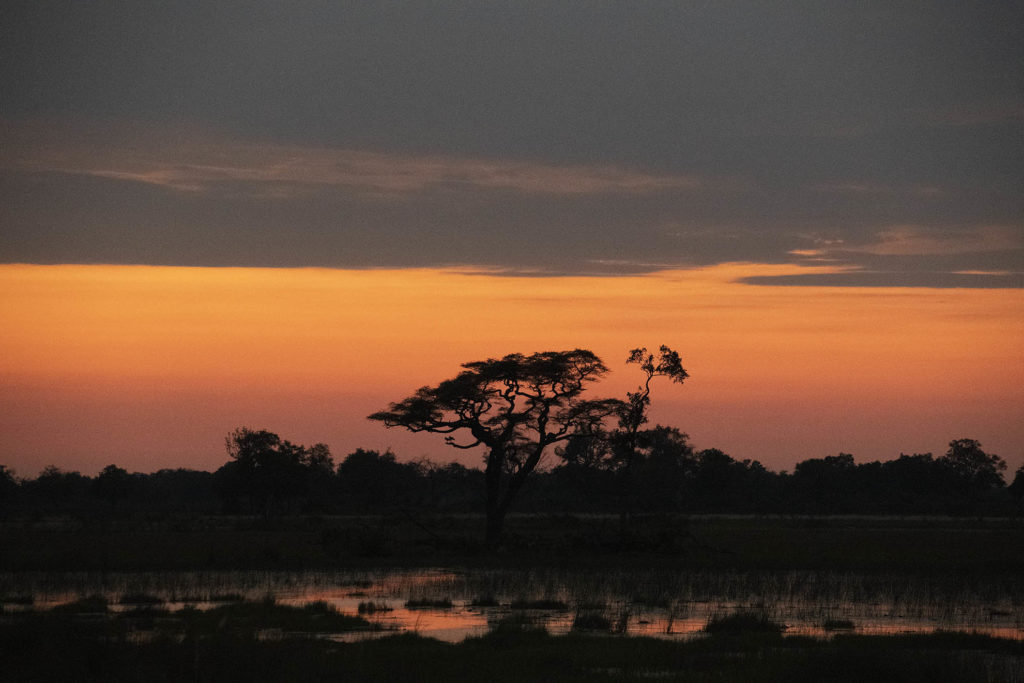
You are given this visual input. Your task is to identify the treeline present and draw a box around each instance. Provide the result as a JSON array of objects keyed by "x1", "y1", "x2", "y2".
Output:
[{"x1": 1, "y1": 428, "x2": 1022, "y2": 519}]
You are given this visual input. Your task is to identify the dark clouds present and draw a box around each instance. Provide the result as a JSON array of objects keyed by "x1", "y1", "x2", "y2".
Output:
[{"x1": 1, "y1": 2, "x2": 1021, "y2": 284}]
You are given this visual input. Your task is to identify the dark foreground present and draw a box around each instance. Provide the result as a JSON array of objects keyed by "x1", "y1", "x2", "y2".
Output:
[
  {"x1": 3, "y1": 513, "x2": 1024, "y2": 572},
  {"x1": 2, "y1": 610, "x2": 1022, "y2": 683},
  {"x1": 3, "y1": 515, "x2": 1023, "y2": 681}
]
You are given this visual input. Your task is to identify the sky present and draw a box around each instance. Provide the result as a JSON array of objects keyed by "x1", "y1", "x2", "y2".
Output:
[{"x1": 1, "y1": 3, "x2": 1022, "y2": 476}]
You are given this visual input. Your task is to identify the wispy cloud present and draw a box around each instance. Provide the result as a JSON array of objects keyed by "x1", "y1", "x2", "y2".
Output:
[
  {"x1": 814, "y1": 182, "x2": 942, "y2": 197},
  {"x1": 787, "y1": 226, "x2": 1022, "y2": 262},
  {"x1": 738, "y1": 269, "x2": 1024, "y2": 289},
  {"x1": 840, "y1": 225, "x2": 1022, "y2": 257},
  {"x1": 11, "y1": 138, "x2": 702, "y2": 198}
]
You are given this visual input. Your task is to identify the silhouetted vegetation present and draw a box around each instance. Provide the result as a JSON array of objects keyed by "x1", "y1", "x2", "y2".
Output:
[
  {"x1": 369, "y1": 349, "x2": 627, "y2": 546},
  {"x1": 1, "y1": 608, "x2": 1021, "y2": 683},
  {"x1": 2, "y1": 348, "x2": 1018, "y2": 532},
  {"x1": 704, "y1": 612, "x2": 785, "y2": 636},
  {"x1": 215, "y1": 428, "x2": 335, "y2": 518},
  {"x1": 0, "y1": 435, "x2": 1018, "y2": 523}
]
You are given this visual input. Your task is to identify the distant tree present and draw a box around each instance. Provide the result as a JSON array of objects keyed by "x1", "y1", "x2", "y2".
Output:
[
  {"x1": 1009, "y1": 465, "x2": 1024, "y2": 501},
  {"x1": 215, "y1": 428, "x2": 332, "y2": 518},
  {"x1": 419, "y1": 461, "x2": 485, "y2": 511},
  {"x1": 303, "y1": 442, "x2": 337, "y2": 511},
  {"x1": 611, "y1": 347, "x2": 687, "y2": 519},
  {"x1": 617, "y1": 346, "x2": 688, "y2": 465},
  {"x1": 369, "y1": 349, "x2": 623, "y2": 547},
  {"x1": 0, "y1": 465, "x2": 18, "y2": 516},
  {"x1": 148, "y1": 469, "x2": 217, "y2": 514},
  {"x1": 336, "y1": 448, "x2": 419, "y2": 512},
  {"x1": 880, "y1": 453, "x2": 942, "y2": 512},
  {"x1": 691, "y1": 448, "x2": 738, "y2": 500},
  {"x1": 630, "y1": 426, "x2": 694, "y2": 511},
  {"x1": 939, "y1": 438, "x2": 1007, "y2": 491},
  {"x1": 551, "y1": 347, "x2": 687, "y2": 517},
  {"x1": 686, "y1": 447, "x2": 776, "y2": 512},
  {"x1": 557, "y1": 425, "x2": 615, "y2": 472},
  {"x1": 0, "y1": 465, "x2": 15, "y2": 489},
  {"x1": 93, "y1": 464, "x2": 134, "y2": 506},
  {"x1": 28, "y1": 466, "x2": 91, "y2": 513},
  {"x1": 790, "y1": 453, "x2": 858, "y2": 512}
]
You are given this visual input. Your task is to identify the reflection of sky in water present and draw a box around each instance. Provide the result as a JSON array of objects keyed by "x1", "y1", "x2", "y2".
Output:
[{"x1": 2, "y1": 569, "x2": 1021, "y2": 642}]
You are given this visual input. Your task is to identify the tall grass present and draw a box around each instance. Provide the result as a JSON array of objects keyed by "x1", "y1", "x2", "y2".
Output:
[{"x1": 2, "y1": 565, "x2": 1021, "y2": 641}]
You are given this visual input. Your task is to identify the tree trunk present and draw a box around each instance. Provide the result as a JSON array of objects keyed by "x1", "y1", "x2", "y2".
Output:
[{"x1": 484, "y1": 447, "x2": 504, "y2": 549}]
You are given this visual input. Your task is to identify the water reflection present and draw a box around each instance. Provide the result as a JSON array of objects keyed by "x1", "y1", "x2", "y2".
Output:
[{"x1": 2, "y1": 568, "x2": 1021, "y2": 642}]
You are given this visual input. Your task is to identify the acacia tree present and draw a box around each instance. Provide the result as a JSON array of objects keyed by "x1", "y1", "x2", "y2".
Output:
[
  {"x1": 555, "y1": 346, "x2": 688, "y2": 516},
  {"x1": 609, "y1": 346, "x2": 688, "y2": 521},
  {"x1": 618, "y1": 346, "x2": 688, "y2": 460},
  {"x1": 368, "y1": 349, "x2": 623, "y2": 547}
]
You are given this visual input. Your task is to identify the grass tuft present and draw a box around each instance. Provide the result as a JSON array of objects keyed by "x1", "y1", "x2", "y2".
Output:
[
  {"x1": 510, "y1": 598, "x2": 568, "y2": 610},
  {"x1": 405, "y1": 598, "x2": 453, "y2": 609},
  {"x1": 572, "y1": 612, "x2": 613, "y2": 631},
  {"x1": 357, "y1": 601, "x2": 393, "y2": 614},
  {"x1": 51, "y1": 595, "x2": 109, "y2": 613},
  {"x1": 469, "y1": 595, "x2": 499, "y2": 607},
  {"x1": 704, "y1": 611, "x2": 785, "y2": 636},
  {"x1": 822, "y1": 618, "x2": 856, "y2": 631},
  {"x1": 118, "y1": 593, "x2": 164, "y2": 605},
  {"x1": 0, "y1": 595, "x2": 34, "y2": 605}
]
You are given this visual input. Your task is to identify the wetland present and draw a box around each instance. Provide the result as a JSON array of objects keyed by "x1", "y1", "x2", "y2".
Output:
[{"x1": 2, "y1": 514, "x2": 1023, "y2": 681}]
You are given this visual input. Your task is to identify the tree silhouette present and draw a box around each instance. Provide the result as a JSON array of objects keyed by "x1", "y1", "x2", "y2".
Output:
[
  {"x1": 0, "y1": 465, "x2": 17, "y2": 517},
  {"x1": 1009, "y1": 465, "x2": 1024, "y2": 501},
  {"x1": 337, "y1": 449, "x2": 419, "y2": 512},
  {"x1": 620, "y1": 346, "x2": 688, "y2": 447},
  {"x1": 93, "y1": 464, "x2": 134, "y2": 507},
  {"x1": 369, "y1": 349, "x2": 623, "y2": 547},
  {"x1": 940, "y1": 438, "x2": 1006, "y2": 491},
  {"x1": 547, "y1": 347, "x2": 687, "y2": 517},
  {"x1": 614, "y1": 346, "x2": 687, "y2": 516},
  {"x1": 215, "y1": 428, "x2": 333, "y2": 518}
]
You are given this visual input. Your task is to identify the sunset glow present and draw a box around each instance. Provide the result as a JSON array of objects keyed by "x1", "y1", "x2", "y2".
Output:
[{"x1": 2, "y1": 263, "x2": 1021, "y2": 475}]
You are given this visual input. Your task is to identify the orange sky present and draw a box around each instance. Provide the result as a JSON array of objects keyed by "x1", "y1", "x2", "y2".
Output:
[{"x1": 2, "y1": 263, "x2": 1022, "y2": 476}]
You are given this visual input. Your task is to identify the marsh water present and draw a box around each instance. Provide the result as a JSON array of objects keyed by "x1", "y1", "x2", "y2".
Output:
[{"x1": 2, "y1": 568, "x2": 1021, "y2": 641}]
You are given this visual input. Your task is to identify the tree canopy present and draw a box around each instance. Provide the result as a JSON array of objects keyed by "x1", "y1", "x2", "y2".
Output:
[
  {"x1": 215, "y1": 428, "x2": 334, "y2": 518},
  {"x1": 369, "y1": 348, "x2": 624, "y2": 546}
]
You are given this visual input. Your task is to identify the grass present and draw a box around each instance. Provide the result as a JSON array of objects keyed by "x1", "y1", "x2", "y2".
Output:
[
  {"x1": 2, "y1": 514, "x2": 1021, "y2": 678},
  {"x1": 0, "y1": 514, "x2": 1020, "y2": 680},
  {"x1": 39, "y1": 597, "x2": 377, "y2": 639},
  {"x1": 118, "y1": 593, "x2": 165, "y2": 604},
  {"x1": 189, "y1": 598, "x2": 375, "y2": 634},
  {"x1": 50, "y1": 595, "x2": 109, "y2": 613},
  {"x1": 3, "y1": 514, "x2": 1024, "y2": 573},
  {"x1": 5, "y1": 562, "x2": 1020, "y2": 642},
  {"x1": 488, "y1": 612, "x2": 546, "y2": 636},
  {"x1": 0, "y1": 595, "x2": 34, "y2": 605},
  {"x1": 469, "y1": 595, "x2": 500, "y2": 607}
]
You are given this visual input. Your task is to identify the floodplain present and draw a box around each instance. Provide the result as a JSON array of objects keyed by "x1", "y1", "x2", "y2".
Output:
[{"x1": 2, "y1": 514, "x2": 1023, "y2": 681}]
